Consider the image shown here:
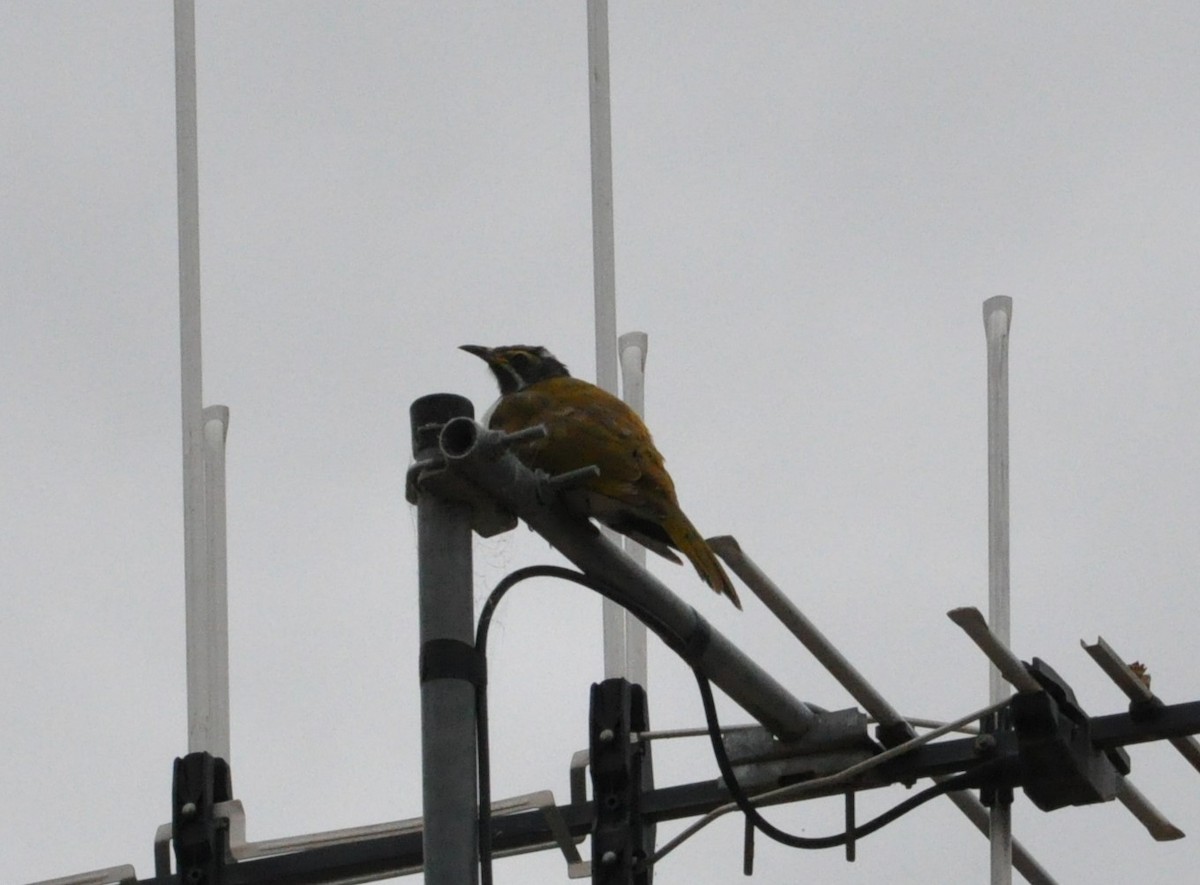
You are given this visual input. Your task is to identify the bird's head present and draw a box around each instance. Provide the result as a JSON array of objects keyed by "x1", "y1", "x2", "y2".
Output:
[{"x1": 460, "y1": 344, "x2": 571, "y2": 394}]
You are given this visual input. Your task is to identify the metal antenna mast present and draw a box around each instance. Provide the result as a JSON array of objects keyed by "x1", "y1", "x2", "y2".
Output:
[{"x1": 26, "y1": 10, "x2": 1200, "y2": 885}]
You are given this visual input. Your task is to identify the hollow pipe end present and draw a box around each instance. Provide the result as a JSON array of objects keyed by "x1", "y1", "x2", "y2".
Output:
[
  {"x1": 410, "y1": 394, "x2": 474, "y2": 457},
  {"x1": 439, "y1": 415, "x2": 481, "y2": 459}
]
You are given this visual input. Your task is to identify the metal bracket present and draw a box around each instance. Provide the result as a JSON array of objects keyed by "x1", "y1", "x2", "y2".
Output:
[
  {"x1": 720, "y1": 707, "x2": 875, "y2": 791},
  {"x1": 489, "y1": 792, "x2": 590, "y2": 879},
  {"x1": 171, "y1": 752, "x2": 233, "y2": 884},
  {"x1": 1010, "y1": 660, "x2": 1123, "y2": 810},
  {"x1": 406, "y1": 394, "x2": 519, "y2": 537},
  {"x1": 590, "y1": 678, "x2": 654, "y2": 885},
  {"x1": 949, "y1": 611, "x2": 1125, "y2": 812}
]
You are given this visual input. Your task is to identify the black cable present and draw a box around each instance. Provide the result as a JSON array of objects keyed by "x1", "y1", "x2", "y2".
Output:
[
  {"x1": 473, "y1": 564, "x2": 1009, "y2": 880},
  {"x1": 475, "y1": 565, "x2": 623, "y2": 885},
  {"x1": 691, "y1": 667, "x2": 1008, "y2": 850}
]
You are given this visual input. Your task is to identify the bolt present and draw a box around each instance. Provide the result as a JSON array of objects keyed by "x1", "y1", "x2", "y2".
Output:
[
  {"x1": 974, "y1": 733, "x2": 997, "y2": 754},
  {"x1": 598, "y1": 728, "x2": 615, "y2": 744},
  {"x1": 601, "y1": 851, "x2": 618, "y2": 866},
  {"x1": 180, "y1": 801, "x2": 198, "y2": 819}
]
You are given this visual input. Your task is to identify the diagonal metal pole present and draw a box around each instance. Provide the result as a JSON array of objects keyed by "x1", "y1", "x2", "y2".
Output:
[
  {"x1": 432, "y1": 419, "x2": 818, "y2": 739},
  {"x1": 983, "y1": 295, "x2": 1013, "y2": 884},
  {"x1": 949, "y1": 607, "x2": 1040, "y2": 694},
  {"x1": 714, "y1": 538, "x2": 1057, "y2": 885},
  {"x1": 1084, "y1": 636, "x2": 1200, "y2": 775},
  {"x1": 1080, "y1": 637, "x2": 1188, "y2": 840},
  {"x1": 710, "y1": 536, "x2": 910, "y2": 736}
]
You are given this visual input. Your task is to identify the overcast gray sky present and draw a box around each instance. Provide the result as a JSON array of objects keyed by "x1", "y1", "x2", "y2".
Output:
[{"x1": 5, "y1": 3, "x2": 1200, "y2": 883}]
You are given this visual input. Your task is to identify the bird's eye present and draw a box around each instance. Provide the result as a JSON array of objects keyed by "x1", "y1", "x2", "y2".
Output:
[{"x1": 509, "y1": 351, "x2": 533, "y2": 370}]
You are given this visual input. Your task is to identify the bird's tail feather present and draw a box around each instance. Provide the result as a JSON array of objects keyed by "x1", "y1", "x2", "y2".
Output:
[{"x1": 663, "y1": 514, "x2": 742, "y2": 609}]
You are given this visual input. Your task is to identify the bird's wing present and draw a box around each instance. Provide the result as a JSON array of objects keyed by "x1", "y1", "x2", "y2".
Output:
[
  {"x1": 489, "y1": 377, "x2": 676, "y2": 514},
  {"x1": 490, "y1": 377, "x2": 741, "y2": 607}
]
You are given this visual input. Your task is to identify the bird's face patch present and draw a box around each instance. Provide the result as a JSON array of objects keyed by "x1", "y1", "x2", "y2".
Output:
[{"x1": 461, "y1": 344, "x2": 570, "y2": 394}]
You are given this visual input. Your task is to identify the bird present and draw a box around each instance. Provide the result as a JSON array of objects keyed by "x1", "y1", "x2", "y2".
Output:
[{"x1": 461, "y1": 344, "x2": 741, "y2": 609}]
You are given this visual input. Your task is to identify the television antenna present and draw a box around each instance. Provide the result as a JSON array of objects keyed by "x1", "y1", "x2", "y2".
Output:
[{"x1": 26, "y1": 4, "x2": 1200, "y2": 885}]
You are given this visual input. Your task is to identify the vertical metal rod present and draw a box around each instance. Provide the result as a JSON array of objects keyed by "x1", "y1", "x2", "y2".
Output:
[
  {"x1": 411, "y1": 395, "x2": 479, "y2": 885},
  {"x1": 983, "y1": 295, "x2": 1013, "y2": 885},
  {"x1": 588, "y1": 0, "x2": 618, "y2": 395},
  {"x1": 618, "y1": 332, "x2": 649, "y2": 689},
  {"x1": 174, "y1": 0, "x2": 217, "y2": 755},
  {"x1": 587, "y1": 0, "x2": 629, "y2": 681},
  {"x1": 201, "y1": 406, "x2": 232, "y2": 761},
  {"x1": 942, "y1": 790, "x2": 1059, "y2": 885}
]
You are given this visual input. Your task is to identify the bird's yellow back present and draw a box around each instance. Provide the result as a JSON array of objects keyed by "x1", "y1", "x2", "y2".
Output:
[{"x1": 488, "y1": 375, "x2": 680, "y2": 517}]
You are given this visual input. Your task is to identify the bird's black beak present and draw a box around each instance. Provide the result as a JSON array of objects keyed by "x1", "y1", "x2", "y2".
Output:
[{"x1": 459, "y1": 344, "x2": 494, "y2": 363}]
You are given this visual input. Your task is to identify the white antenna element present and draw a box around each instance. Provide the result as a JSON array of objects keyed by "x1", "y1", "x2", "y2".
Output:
[
  {"x1": 175, "y1": 0, "x2": 231, "y2": 759},
  {"x1": 983, "y1": 295, "x2": 1014, "y2": 884},
  {"x1": 586, "y1": 0, "x2": 637, "y2": 683},
  {"x1": 587, "y1": 0, "x2": 618, "y2": 394},
  {"x1": 618, "y1": 332, "x2": 649, "y2": 688},
  {"x1": 949, "y1": 607, "x2": 1040, "y2": 694},
  {"x1": 202, "y1": 406, "x2": 232, "y2": 761}
]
